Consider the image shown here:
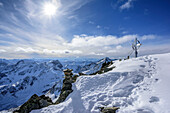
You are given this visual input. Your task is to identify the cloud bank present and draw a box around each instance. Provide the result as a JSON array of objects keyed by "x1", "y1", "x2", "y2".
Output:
[{"x1": 0, "y1": 32, "x2": 161, "y2": 59}]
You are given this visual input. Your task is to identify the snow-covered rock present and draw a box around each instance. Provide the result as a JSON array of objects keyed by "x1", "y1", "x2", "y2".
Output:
[
  {"x1": 81, "y1": 57, "x2": 113, "y2": 75},
  {"x1": 31, "y1": 53, "x2": 170, "y2": 113}
]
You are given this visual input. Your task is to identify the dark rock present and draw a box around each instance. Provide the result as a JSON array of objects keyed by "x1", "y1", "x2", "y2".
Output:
[
  {"x1": 1, "y1": 90, "x2": 7, "y2": 95},
  {"x1": 0, "y1": 73, "x2": 7, "y2": 79},
  {"x1": 99, "y1": 107, "x2": 119, "y2": 113},
  {"x1": 79, "y1": 72, "x2": 86, "y2": 76},
  {"x1": 55, "y1": 69, "x2": 75, "y2": 104},
  {"x1": 51, "y1": 60, "x2": 63, "y2": 69},
  {"x1": 55, "y1": 90, "x2": 73, "y2": 104},
  {"x1": 15, "y1": 60, "x2": 24, "y2": 66},
  {"x1": 63, "y1": 69, "x2": 73, "y2": 76},
  {"x1": 72, "y1": 75, "x2": 79, "y2": 82},
  {"x1": 9, "y1": 86, "x2": 17, "y2": 93},
  {"x1": 62, "y1": 83, "x2": 72, "y2": 91},
  {"x1": 18, "y1": 71, "x2": 26, "y2": 75},
  {"x1": 63, "y1": 79, "x2": 73, "y2": 84},
  {"x1": 13, "y1": 94, "x2": 53, "y2": 113},
  {"x1": 30, "y1": 76, "x2": 37, "y2": 86}
]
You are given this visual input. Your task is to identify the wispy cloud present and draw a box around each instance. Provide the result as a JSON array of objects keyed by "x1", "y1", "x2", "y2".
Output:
[
  {"x1": 0, "y1": 0, "x2": 169, "y2": 59},
  {"x1": 0, "y1": 2, "x2": 3, "y2": 7},
  {"x1": 0, "y1": 0, "x2": 92, "y2": 58},
  {"x1": 89, "y1": 21, "x2": 95, "y2": 24},
  {"x1": 96, "y1": 25, "x2": 101, "y2": 29},
  {"x1": 141, "y1": 35, "x2": 156, "y2": 40},
  {"x1": 120, "y1": 0, "x2": 135, "y2": 10}
]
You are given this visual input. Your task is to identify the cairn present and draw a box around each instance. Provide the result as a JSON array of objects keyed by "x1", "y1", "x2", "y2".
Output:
[{"x1": 55, "y1": 69, "x2": 75, "y2": 104}]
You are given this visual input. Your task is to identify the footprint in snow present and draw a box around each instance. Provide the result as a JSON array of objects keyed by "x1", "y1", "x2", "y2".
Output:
[
  {"x1": 149, "y1": 96, "x2": 160, "y2": 103},
  {"x1": 140, "y1": 65, "x2": 146, "y2": 68},
  {"x1": 137, "y1": 108, "x2": 154, "y2": 113},
  {"x1": 155, "y1": 78, "x2": 159, "y2": 82}
]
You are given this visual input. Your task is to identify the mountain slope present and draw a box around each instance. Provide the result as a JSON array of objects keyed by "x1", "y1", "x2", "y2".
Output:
[
  {"x1": 0, "y1": 60, "x2": 64, "y2": 111},
  {"x1": 81, "y1": 57, "x2": 113, "y2": 75},
  {"x1": 0, "y1": 57, "x2": 111, "y2": 112},
  {"x1": 31, "y1": 53, "x2": 170, "y2": 113},
  {"x1": 61, "y1": 57, "x2": 113, "y2": 75}
]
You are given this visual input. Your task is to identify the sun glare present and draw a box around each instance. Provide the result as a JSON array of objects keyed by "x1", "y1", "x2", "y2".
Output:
[{"x1": 43, "y1": 3, "x2": 57, "y2": 17}]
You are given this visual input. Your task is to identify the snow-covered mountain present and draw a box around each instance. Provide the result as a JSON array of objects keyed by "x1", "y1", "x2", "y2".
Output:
[
  {"x1": 61, "y1": 57, "x2": 113, "y2": 74},
  {"x1": 61, "y1": 60, "x2": 94, "y2": 73},
  {"x1": 81, "y1": 57, "x2": 113, "y2": 74},
  {"x1": 0, "y1": 57, "x2": 111, "y2": 112},
  {"x1": 31, "y1": 53, "x2": 170, "y2": 113},
  {"x1": 0, "y1": 59, "x2": 64, "y2": 111}
]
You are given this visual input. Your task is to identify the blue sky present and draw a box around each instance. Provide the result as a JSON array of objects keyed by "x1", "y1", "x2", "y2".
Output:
[{"x1": 0, "y1": 0, "x2": 170, "y2": 59}]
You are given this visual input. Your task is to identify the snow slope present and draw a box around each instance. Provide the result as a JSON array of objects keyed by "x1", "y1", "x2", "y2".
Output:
[{"x1": 31, "y1": 53, "x2": 170, "y2": 113}]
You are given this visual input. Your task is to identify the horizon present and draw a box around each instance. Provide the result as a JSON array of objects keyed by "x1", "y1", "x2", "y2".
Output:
[{"x1": 0, "y1": 0, "x2": 170, "y2": 59}]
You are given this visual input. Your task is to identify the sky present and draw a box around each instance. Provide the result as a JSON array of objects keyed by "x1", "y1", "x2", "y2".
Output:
[{"x1": 0, "y1": 0, "x2": 170, "y2": 59}]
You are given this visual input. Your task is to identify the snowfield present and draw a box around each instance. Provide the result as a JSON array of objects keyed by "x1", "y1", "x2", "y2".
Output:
[{"x1": 31, "y1": 53, "x2": 170, "y2": 113}]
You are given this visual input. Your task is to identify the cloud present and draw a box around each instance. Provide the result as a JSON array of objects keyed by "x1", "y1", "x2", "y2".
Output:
[
  {"x1": 42, "y1": 49, "x2": 82, "y2": 55},
  {"x1": 120, "y1": 0, "x2": 134, "y2": 10},
  {"x1": 0, "y1": 2, "x2": 3, "y2": 7},
  {"x1": 141, "y1": 35, "x2": 155, "y2": 40},
  {"x1": 15, "y1": 47, "x2": 39, "y2": 53},
  {"x1": 0, "y1": 49, "x2": 6, "y2": 53},
  {"x1": 96, "y1": 25, "x2": 101, "y2": 29},
  {"x1": 116, "y1": 45, "x2": 122, "y2": 49},
  {"x1": 89, "y1": 21, "x2": 95, "y2": 24},
  {"x1": 122, "y1": 31, "x2": 128, "y2": 34},
  {"x1": 66, "y1": 35, "x2": 137, "y2": 47},
  {"x1": 0, "y1": 32, "x2": 168, "y2": 58}
]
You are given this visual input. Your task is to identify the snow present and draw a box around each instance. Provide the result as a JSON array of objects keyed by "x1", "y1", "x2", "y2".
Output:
[{"x1": 31, "y1": 53, "x2": 170, "y2": 113}]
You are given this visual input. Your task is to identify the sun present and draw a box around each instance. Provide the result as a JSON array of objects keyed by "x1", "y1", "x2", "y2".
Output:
[{"x1": 43, "y1": 3, "x2": 57, "y2": 17}]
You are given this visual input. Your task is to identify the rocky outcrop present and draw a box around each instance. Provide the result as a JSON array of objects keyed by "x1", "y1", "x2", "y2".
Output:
[
  {"x1": 90, "y1": 59, "x2": 115, "y2": 75},
  {"x1": 13, "y1": 94, "x2": 53, "y2": 113},
  {"x1": 99, "y1": 107, "x2": 119, "y2": 113},
  {"x1": 81, "y1": 57, "x2": 115, "y2": 75},
  {"x1": 55, "y1": 69, "x2": 78, "y2": 104},
  {"x1": 11, "y1": 69, "x2": 77, "y2": 112}
]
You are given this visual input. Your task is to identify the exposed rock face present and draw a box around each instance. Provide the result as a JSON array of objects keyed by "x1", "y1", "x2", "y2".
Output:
[
  {"x1": 99, "y1": 107, "x2": 119, "y2": 113},
  {"x1": 55, "y1": 69, "x2": 77, "y2": 104},
  {"x1": 13, "y1": 94, "x2": 53, "y2": 113}
]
